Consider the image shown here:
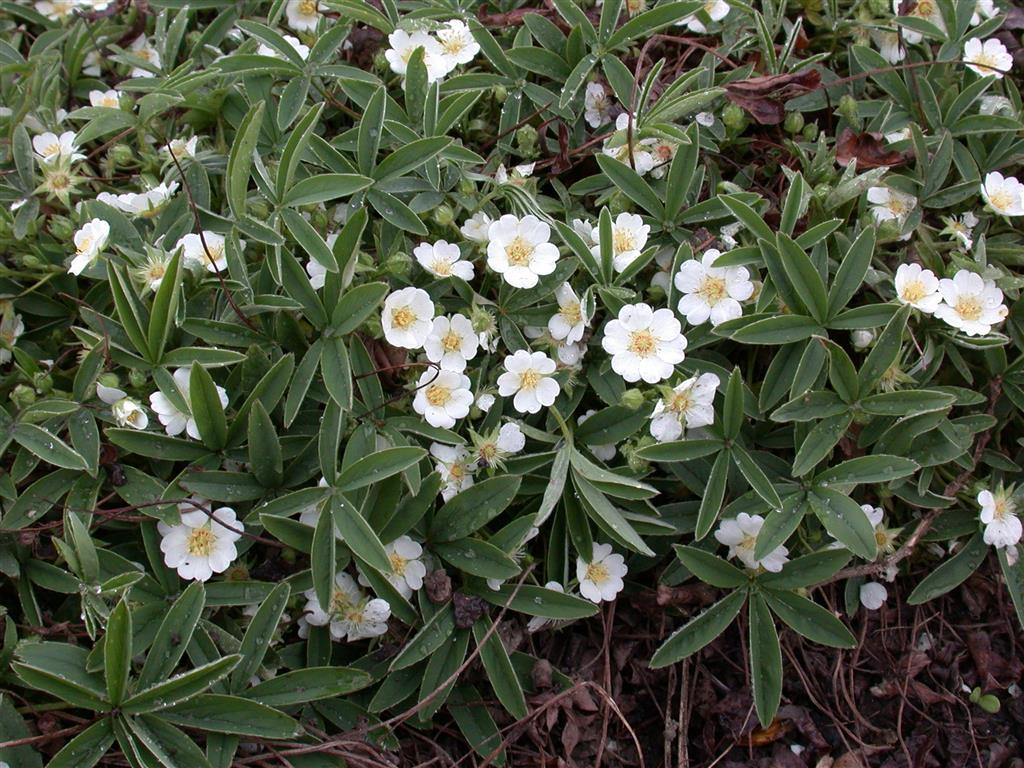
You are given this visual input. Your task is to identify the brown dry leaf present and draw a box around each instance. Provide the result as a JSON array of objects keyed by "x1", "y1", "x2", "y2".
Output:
[
  {"x1": 835, "y1": 129, "x2": 909, "y2": 169},
  {"x1": 832, "y1": 752, "x2": 867, "y2": 768},
  {"x1": 744, "y1": 718, "x2": 790, "y2": 746},
  {"x1": 724, "y1": 70, "x2": 821, "y2": 124}
]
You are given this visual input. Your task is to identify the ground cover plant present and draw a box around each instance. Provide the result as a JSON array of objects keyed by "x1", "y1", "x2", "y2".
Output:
[{"x1": 0, "y1": 0, "x2": 1023, "y2": 765}]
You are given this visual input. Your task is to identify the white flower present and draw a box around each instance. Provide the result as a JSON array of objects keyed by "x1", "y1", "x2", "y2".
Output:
[
  {"x1": 601, "y1": 303, "x2": 687, "y2": 384},
  {"x1": 384, "y1": 30, "x2": 449, "y2": 83},
  {"x1": 158, "y1": 503, "x2": 241, "y2": 581},
  {"x1": 649, "y1": 373, "x2": 720, "y2": 443},
  {"x1": 360, "y1": 536, "x2": 427, "y2": 599},
  {"x1": 676, "y1": 0, "x2": 730, "y2": 32},
  {"x1": 35, "y1": 0, "x2": 76, "y2": 21},
  {"x1": 590, "y1": 212, "x2": 650, "y2": 273},
  {"x1": 32, "y1": 131, "x2": 83, "y2": 165},
  {"x1": 381, "y1": 287, "x2": 435, "y2": 349},
  {"x1": 0, "y1": 311, "x2": 25, "y2": 365},
  {"x1": 644, "y1": 137, "x2": 677, "y2": 178},
  {"x1": 979, "y1": 95, "x2": 1013, "y2": 116},
  {"x1": 474, "y1": 421, "x2": 526, "y2": 468},
  {"x1": 602, "y1": 114, "x2": 656, "y2": 174},
  {"x1": 176, "y1": 232, "x2": 229, "y2": 273},
  {"x1": 497, "y1": 350, "x2": 560, "y2": 414},
  {"x1": 423, "y1": 314, "x2": 479, "y2": 372},
  {"x1": 164, "y1": 136, "x2": 199, "y2": 160},
  {"x1": 494, "y1": 162, "x2": 535, "y2": 185},
  {"x1": 97, "y1": 383, "x2": 149, "y2": 430},
  {"x1": 302, "y1": 572, "x2": 391, "y2": 642},
  {"x1": 306, "y1": 259, "x2": 327, "y2": 289},
  {"x1": 578, "y1": 410, "x2": 615, "y2": 461},
  {"x1": 129, "y1": 36, "x2": 162, "y2": 77},
  {"x1": 674, "y1": 249, "x2": 754, "y2": 327},
  {"x1": 696, "y1": 111, "x2": 716, "y2": 127},
  {"x1": 885, "y1": 126, "x2": 913, "y2": 144},
  {"x1": 69, "y1": 218, "x2": 110, "y2": 275},
  {"x1": 859, "y1": 582, "x2": 888, "y2": 610},
  {"x1": 435, "y1": 20, "x2": 479, "y2": 68},
  {"x1": 584, "y1": 82, "x2": 614, "y2": 128},
  {"x1": 495, "y1": 422, "x2": 526, "y2": 454},
  {"x1": 430, "y1": 442, "x2": 474, "y2": 500},
  {"x1": 577, "y1": 543, "x2": 627, "y2": 603},
  {"x1": 571, "y1": 218, "x2": 596, "y2": 247},
  {"x1": 867, "y1": 186, "x2": 917, "y2": 226},
  {"x1": 486, "y1": 214, "x2": 560, "y2": 289},
  {"x1": 414, "y1": 240, "x2": 474, "y2": 280},
  {"x1": 871, "y1": 30, "x2": 906, "y2": 64},
  {"x1": 893, "y1": 263, "x2": 941, "y2": 313},
  {"x1": 980, "y1": 172, "x2": 1024, "y2": 216},
  {"x1": 149, "y1": 367, "x2": 228, "y2": 439},
  {"x1": 714, "y1": 513, "x2": 789, "y2": 572},
  {"x1": 97, "y1": 181, "x2": 178, "y2": 218},
  {"x1": 475, "y1": 393, "x2": 495, "y2": 412},
  {"x1": 971, "y1": 0, "x2": 996, "y2": 24},
  {"x1": 979, "y1": 489, "x2": 1022, "y2": 549},
  {"x1": 460, "y1": 212, "x2": 492, "y2": 242},
  {"x1": 135, "y1": 250, "x2": 174, "y2": 292},
  {"x1": 851, "y1": 329, "x2": 875, "y2": 350},
  {"x1": 858, "y1": 503, "x2": 899, "y2": 554},
  {"x1": 963, "y1": 37, "x2": 1012, "y2": 79},
  {"x1": 413, "y1": 368, "x2": 473, "y2": 428},
  {"x1": 940, "y1": 211, "x2": 978, "y2": 251},
  {"x1": 88, "y1": 89, "x2": 120, "y2": 108},
  {"x1": 257, "y1": 35, "x2": 310, "y2": 60},
  {"x1": 933, "y1": 269, "x2": 1008, "y2": 336},
  {"x1": 548, "y1": 283, "x2": 590, "y2": 345},
  {"x1": 285, "y1": 0, "x2": 322, "y2": 32},
  {"x1": 527, "y1": 582, "x2": 567, "y2": 632}
]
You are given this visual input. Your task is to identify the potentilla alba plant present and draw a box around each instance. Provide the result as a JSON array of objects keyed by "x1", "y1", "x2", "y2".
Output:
[
  {"x1": 601, "y1": 303, "x2": 687, "y2": 383},
  {"x1": 486, "y1": 214, "x2": 560, "y2": 288},
  {"x1": 158, "y1": 502, "x2": 242, "y2": 581}
]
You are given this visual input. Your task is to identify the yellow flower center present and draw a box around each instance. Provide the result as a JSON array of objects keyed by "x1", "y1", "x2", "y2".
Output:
[
  {"x1": 900, "y1": 280, "x2": 927, "y2": 303},
  {"x1": 425, "y1": 383, "x2": 452, "y2": 407},
  {"x1": 887, "y1": 198, "x2": 910, "y2": 217},
  {"x1": 389, "y1": 553, "x2": 408, "y2": 576},
  {"x1": 430, "y1": 258, "x2": 452, "y2": 276},
  {"x1": 668, "y1": 390, "x2": 693, "y2": 414},
  {"x1": 989, "y1": 190, "x2": 1015, "y2": 210},
  {"x1": 186, "y1": 526, "x2": 216, "y2": 557},
  {"x1": 49, "y1": 172, "x2": 70, "y2": 191},
  {"x1": 299, "y1": 0, "x2": 317, "y2": 15},
  {"x1": 439, "y1": 35, "x2": 464, "y2": 55},
  {"x1": 448, "y1": 461, "x2": 466, "y2": 481},
  {"x1": 584, "y1": 562, "x2": 609, "y2": 584},
  {"x1": 44, "y1": 142, "x2": 60, "y2": 157},
  {"x1": 76, "y1": 237, "x2": 93, "y2": 256},
  {"x1": 698, "y1": 275, "x2": 728, "y2": 305},
  {"x1": 628, "y1": 329, "x2": 657, "y2": 357},
  {"x1": 559, "y1": 302, "x2": 582, "y2": 325},
  {"x1": 146, "y1": 262, "x2": 167, "y2": 281},
  {"x1": 626, "y1": 0, "x2": 646, "y2": 14},
  {"x1": 202, "y1": 243, "x2": 224, "y2": 266},
  {"x1": 992, "y1": 498, "x2": 1014, "y2": 520},
  {"x1": 518, "y1": 369, "x2": 541, "y2": 390},
  {"x1": 136, "y1": 48, "x2": 152, "y2": 62},
  {"x1": 505, "y1": 237, "x2": 534, "y2": 267},
  {"x1": 914, "y1": 0, "x2": 935, "y2": 17},
  {"x1": 329, "y1": 588, "x2": 353, "y2": 615},
  {"x1": 613, "y1": 227, "x2": 637, "y2": 254},
  {"x1": 127, "y1": 409, "x2": 145, "y2": 427},
  {"x1": 478, "y1": 443, "x2": 497, "y2": 462},
  {"x1": 954, "y1": 296, "x2": 982, "y2": 322},
  {"x1": 391, "y1": 306, "x2": 416, "y2": 330},
  {"x1": 441, "y1": 330, "x2": 462, "y2": 352}
]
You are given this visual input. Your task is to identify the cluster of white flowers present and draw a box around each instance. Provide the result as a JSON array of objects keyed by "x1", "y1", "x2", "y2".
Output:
[
  {"x1": 35, "y1": 0, "x2": 112, "y2": 22},
  {"x1": 301, "y1": 572, "x2": 392, "y2": 642},
  {"x1": 384, "y1": 20, "x2": 480, "y2": 84},
  {"x1": 893, "y1": 263, "x2": 1008, "y2": 336},
  {"x1": 873, "y1": 0, "x2": 998, "y2": 64}
]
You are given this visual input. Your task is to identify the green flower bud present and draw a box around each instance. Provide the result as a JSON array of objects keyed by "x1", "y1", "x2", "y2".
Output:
[
  {"x1": 722, "y1": 103, "x2": 746, "y2": 131},
  {"x1": 372, "y1": 49, "x2": 389, "y2": 74},
  {"x1": 802, "y1": 122, "x2": 819, "y2": 141},
  {"x1": 458, "y1": 177, "x2": 476, "y2": 196},
  {"x1": 620, "y1": 388, "x2": 645, "y2": 410},
  {"x1": 33, "y1": 372, "x2": 53, "y2": 395},
  {"x1": 433, "y1": 204, "x2": 455, "y2": 227},
  {"x1": 624, "y1": 436, "x2": 654, "y2": 473},
  {"x1": 128, "y1": 369, "x2": 147, "y2": 389},
  {"x1": 110, "y1": 144, "x2": 134, "y2": 167},
  {"x1": 838, "y1": 94, "x2": 859, "y2": 124},
  {"x1": 11, "y1": 384, "x2": 36, "y2": 409},
  {"x1": 492, "y1": 85, "x2": 508, "y2": 103},
  {"x1": 384, "y1": 251, "x2": 412, "y2": 277},
  {"x1": 48, "y1": 215, "x2": 75, "y2": 241},
  {"x1": 98, "y1": 373, "x2": 120, "y2": 389},
  {"x1": 784, "y1": 111, "x2": 805, "y2": 134},
  {"x1": 515, "y1": 124, "x2": 538, "y2": 156},
  {"x1": 311, "y1": 208, "x2": 330, "y2": 231},
  {"x1": 19, "y1": 253, "x2": 43, "y2": 269},
  {"x1": 248, "y1": 200, "x2": 271, "y2": 221},
  {"x1": 867, "y1": 0, "x2": 889, "y2": 16}
]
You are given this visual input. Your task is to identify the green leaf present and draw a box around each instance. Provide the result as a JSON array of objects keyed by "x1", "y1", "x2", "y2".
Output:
[
  {"x1": 330, "y1": 494, "x2": 391, "y2": 574},
  {"x1": 137, "y1": 582, "x2": 206, "y2": 690},
  {"x1": 247, "y1": 401, "x2": 283, "y2": 488},
  {"x1": 605, "y1": 0, "x2": 701, "y2": 49},
  {"x1": 435, "y1": 538, "x2": 522, "y2": 580},
  {"x1": 280, "y1": 207, "x2": 338, "y2": 273},
  {"x1": 857, "y1": 303, "x2": 910, "y2": 394},
  {"x1": 596, "y1": 155, "x2": 664, "y2": 218},
  {"x1": 226, "y1": 101, "x2": 265, "y2": 218},
  {"x1": 825, "y1": 339, "x2": 859, "y2": 403},
  {"x1": 674, "y1": 545, "x2": 747, "y2": 588},
  {"x1": 473, "y1": 619, "x2": 528, "y2": 719},
  {"x1": 759, "y1": 549, "x2": 852, "y2": 590},
  {"x1": 814, "y1": 455, "x2": 919, "y2": 486},
  {"x1": 732, "y1": 445, "x2": 782, "y2": 511},
  {"x1": 126, "y1": 714, "x2": 213, "y2": 768},
  {"x1": 761, "y1": 588, "x2": 857, "y2": 648},
  {"x1": 573, "y1": 472, "x2": 654, "y2": 556},
  {"x1": 827, "y1": 227, "x2": 875, "y2": 316},
  {"x1": 311, "y1": 508, "x2": 337, "y2": 612},
  {"x1": 122, "y1": 655, "x2": 241, "y2": 714},
  {"x1": 331, "y1": 281, "x2": 389, "y2": 334},
  {"x1": 467, "y1": 583, "x2": 600, "y2": 619},
  {"x1": 791, "y1": 412, "x2": 853, "y2": 477},
  {"x1": 636, "y1": 439, "x2": 723, "y2": 462},
  {"x1": 430, "y1": 475, "x2": 522, "y2": 542},
  {"x1": 12, "y1": 424, "x2": 88, "y2": 470},
  {"x1": 722, "y1": 366, "x2": 744, "y2": 439},
  {"x1": 808, "y1": 489, "x2": 876, "y2": 560},
  {"x1": 189, "y1": 362, "x2": 228, "y2": 451},
  {"x1": 357, "y1": 86, "x2": 386, "y2": 175},
  {"x1": 44, "y1": 719, "x2": 115, "y2": 768},
  {"x1": 371, "y1": 137, "x2": 452, "y2": 182},
  {"x1": 695, "y1": 450, "x2": 730, "y2": 540},
  {"x1": 277, "y1": 102, "x2": 325, "y2": 198},
  {"x1": 390, "y1": 606, "x2": 456, "y2": 670},
  {"x1": 336, "y1": 447, "x2": 425, "y2": 492},
  {"x1": 147, "y1": 249, "x2": 183, "y2": 362},
  {"x1": 726, "y1": 315, "x2": 823, "y2": 345},
  {"x1": 231, "y1": 582, "x2": 290, "y2": 694},
  {"x1": 161, "y1": 694, "x2": 298, "y2": 739},
  {"x1": 103, "y1": 598, "x2": 132, "y2": 705},
  {"x1": 719, "y1": 194, "x2": 774, "y2": 243},
  {"x1": 559, "y1": 53, "x2": 598, "y2": 108},
  {"x1": 282, "y1": 173, "x2": 374, "y2": 207},
  {"x1": 748, "y1": 592, "x2": 782, "y2": 727},
  {"x1": 650, "y1": 589, "x2": 746, "y2": 668},
  {"x1": 776, "y1": 233, "x2": 828, "y2": 323},
  {"x1": 859, "y1": 389, "x2": 956, "y2": 417},
  {"x1": 320, "y1": 336, "x2": 353, "y2": 411},
  {"x1": 907, "y1": 532, "x2": 987, "y2": 604}
]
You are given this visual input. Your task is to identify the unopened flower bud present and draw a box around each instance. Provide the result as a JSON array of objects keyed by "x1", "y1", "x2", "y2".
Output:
[
  {"x1": 110, "y1": 144, "x2": 134, "y2": 166},
  {"x1": 620, "y1": 388, "x2": 645, "y2": 410},
  {"x1": 492, "y1": 85, "x2": 508, "y2": 103},
  {"x1": 851, "y1": 329, "x2": 875, "y2": 350},
  {"x1": 868, "y1": 0, "x2": 889, "y2": 15},
  {"x1": 11, "y1": 384, "x2": 36, "y2": 409},
  {"x1": 784, "y1": 111, "x2": 805, "y2": 134},
  {"x1": 48, "y1": 215, "x2": 75, "y2": 241},
  {"x1": 838, "y1": 94, "x2": 859, "y2": 124},
  {"x1": 98, "y1": 373, "x2": 120, "y2": 389},
  {"x1": 722, "y1": 103, "x2": 746, "y2": 131},
  {"x1": 433, "y1": 204, "x2": 455, "y2": 227},
  {"x1": 33, "y1": 372, "x2": 53, "y2": 394},
  {"x1": 515, "y1": 125, "x2": 538, "y2": 156},
  {"x1": 128, "y1": 369, "x2": 147, "y2": 389},
  {"x1": 802, "y1": 122, "x2": 819, "y2": 141}
]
